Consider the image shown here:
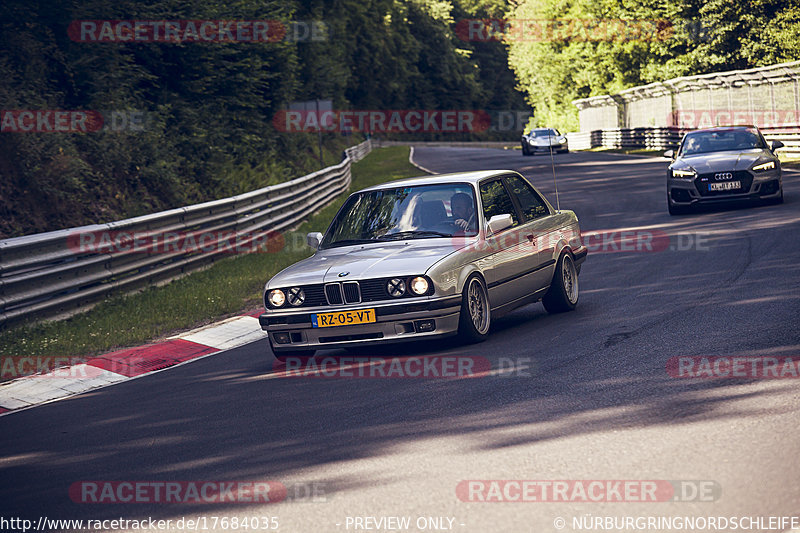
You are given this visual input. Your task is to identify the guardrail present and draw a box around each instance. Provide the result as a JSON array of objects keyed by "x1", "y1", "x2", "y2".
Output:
[
  {"x1": 0, "y1": 138, "x2": 372, "y2": 328},
  {"x1": 375, "y1": 140, "x2": 518, "y2": 149},
  {"x1": 566, "y1": 127, "x2": 800, "y2": 157}
]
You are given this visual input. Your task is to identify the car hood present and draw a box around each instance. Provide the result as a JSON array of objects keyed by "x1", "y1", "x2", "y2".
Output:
[
  {"x1": 267, "y1": 240, "x2": 464, "y2": 287},
  {"x1": 675, "y1": 150, "x2": 771, "y2": 173}
]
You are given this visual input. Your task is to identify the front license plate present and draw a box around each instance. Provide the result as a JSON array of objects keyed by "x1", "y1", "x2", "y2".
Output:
[
  {"x1": 708, "y1": 181, "x2": 741, "y2": 191},
  {"x1": 312, "y1": 309, "x2": 376, "y2": 328}
]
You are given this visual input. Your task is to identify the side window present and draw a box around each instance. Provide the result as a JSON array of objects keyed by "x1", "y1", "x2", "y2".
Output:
[
  {"x1": 479, "y1": 179, "x2": 518, "y2": 227},
  {"x1": 506, "y1": 176, "x2": 549, "y2": 221}
]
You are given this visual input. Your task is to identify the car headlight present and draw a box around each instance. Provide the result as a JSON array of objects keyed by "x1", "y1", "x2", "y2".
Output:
[
  {"x1": 267, "y1": 289, "x2": 285, "y2": 307},
  {"x1": 671, "y1": 169, "x2": 696, "y2": 179},
  {"x1": 410, "y1": 276, "x2": 429, "y2": 295},
  {"x1": 752, "y1": 161, "x2": 775, "y2": 172},
  {"x1": 387, "y1": 278, "x2": 406, "y2": 297},
  {"x1": 558, "y1": 137, "x2": 567, "y2": 143},
  {"x1": 286, "y1": 287, "x2": 305, "y2": 306}
]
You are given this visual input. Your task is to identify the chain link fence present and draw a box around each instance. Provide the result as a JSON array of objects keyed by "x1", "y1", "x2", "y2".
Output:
[{"x1": 570, "y1": 61, "x2": 800, "y2": 155}]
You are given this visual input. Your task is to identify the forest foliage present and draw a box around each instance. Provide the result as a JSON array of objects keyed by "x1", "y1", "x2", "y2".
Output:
[
  {"x1": 1, "y1": 0, "x2": 797, "y2": 236},
  {"x1": 506, "y1": 0, "x2": 800, "y2": 130}
]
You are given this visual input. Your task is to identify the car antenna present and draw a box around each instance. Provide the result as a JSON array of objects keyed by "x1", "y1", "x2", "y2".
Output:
[{"x1": 548, "y1": 130, "x2": 560, "y2": 212}]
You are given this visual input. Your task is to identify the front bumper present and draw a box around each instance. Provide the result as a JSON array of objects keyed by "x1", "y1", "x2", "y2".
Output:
[
  {"x1": 525, "y1": 142, "x2": 568, "y2": 153},
  {"x1": 668, "y1": 171, "x2": 781, "y2": 205},
  {"x1": 259, "y1": 295, "x2": 463, "y2": 352}
]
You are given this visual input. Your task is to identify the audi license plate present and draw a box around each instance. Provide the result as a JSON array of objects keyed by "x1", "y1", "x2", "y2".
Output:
[
  {"x1": 312, "y1": 309, "x2": 376, "y2": 328},
  {"x1": 708, "y1": 181, "x2": 740, "y2": 192}
]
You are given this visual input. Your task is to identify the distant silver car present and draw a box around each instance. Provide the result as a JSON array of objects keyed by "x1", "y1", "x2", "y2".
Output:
[
  {"x1": 665, "y1": 125, "x2": 784, "y2": 215},
  {"x1": 521, "y1": 128, "x2": 569, "y2": 155},
  {"x1": 259, "y1": 170, "x2": 587, "y2": 356}
]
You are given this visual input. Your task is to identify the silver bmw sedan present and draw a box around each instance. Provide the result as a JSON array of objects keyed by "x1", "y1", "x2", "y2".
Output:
[{"x1": 259, "y1": 170, "x2": 587, "y2": 356}]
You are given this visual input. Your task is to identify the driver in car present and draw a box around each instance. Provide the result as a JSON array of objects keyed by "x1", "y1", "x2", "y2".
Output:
[
  {"x1": 451, "y1": 192, "x2": 476, "y2": 232},
  {"x1": 684, "y1": 136, "x2": 700, "y2": 154}
]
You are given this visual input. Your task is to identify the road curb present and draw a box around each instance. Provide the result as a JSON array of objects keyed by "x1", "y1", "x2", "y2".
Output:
[
  {"x1": 409, "y1": 146, "x2": 437, "y2": 175},
  {"x1": 0, "y1": 313, "x2": 267, "y2": 417}
]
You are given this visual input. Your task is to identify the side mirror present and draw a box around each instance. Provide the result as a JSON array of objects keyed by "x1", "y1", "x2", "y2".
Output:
[
  {"x1": 306, "y1": 232, "x2": 323, "y2": 249},
  {"x1": 771, "y1": 140, "x2": 785, "y2": 151},
  {"x1": 487, "y1": 214, "x2": 514, "y2": 235},
  {"x1": 663, "y1": 150, "x2": 675, "y2": 159}
]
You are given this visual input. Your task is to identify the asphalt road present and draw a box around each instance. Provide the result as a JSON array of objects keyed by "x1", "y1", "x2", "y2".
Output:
[{"x1": 2, "y1": 148, "x2": 799, "y2": 533}]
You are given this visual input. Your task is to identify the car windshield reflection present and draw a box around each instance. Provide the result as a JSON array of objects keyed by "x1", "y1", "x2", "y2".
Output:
[
  {"x1": 529, "y1": 128, "x2": 559, "y2": 137},
  {"x1": 680, "y1": 128, "x2": 766, "y2": 156},
  {"x1": 320, "y1": 183, "x2": 478, "y2": 249}
]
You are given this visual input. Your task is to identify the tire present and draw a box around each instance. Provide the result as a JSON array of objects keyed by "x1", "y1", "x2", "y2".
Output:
[
  {"x1": 521, "y1": 144, "x2": 531, "y2": 156},
  {"x1": 542, "y1": 253, "x2": 579, "y2": 314},
  {"x1": 457, "y1": 274, "x2": 491, "y2": 343}
]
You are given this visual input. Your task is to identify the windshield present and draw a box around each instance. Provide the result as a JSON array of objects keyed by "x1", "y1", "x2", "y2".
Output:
[
  {"x1": 320, "y1": 183, "x2": 478, "y2": 249},
  {"x1": 529, "y1": 128, "x2": 559, "y2": 137},
  {"x1": 679, "y1": 128, "x2": 766, "y2": 156}
]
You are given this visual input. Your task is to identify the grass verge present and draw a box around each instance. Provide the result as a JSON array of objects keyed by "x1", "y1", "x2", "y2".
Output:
[{"x1": 0, "y1": 146, "x2": 420, "y2": 363}]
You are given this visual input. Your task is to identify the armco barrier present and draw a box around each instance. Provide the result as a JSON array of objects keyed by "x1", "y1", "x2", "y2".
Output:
[
  {"x1": 0, "y1": 139, "x2": 372, "y2": 328},
  {"x1": 566, "y1": 127, "x2": 800, "y2": 156}
]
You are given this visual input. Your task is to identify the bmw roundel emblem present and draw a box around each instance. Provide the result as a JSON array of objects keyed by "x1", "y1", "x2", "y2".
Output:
[{"x1": 338, "y1": 271, "x2": 349, "y2": 277}]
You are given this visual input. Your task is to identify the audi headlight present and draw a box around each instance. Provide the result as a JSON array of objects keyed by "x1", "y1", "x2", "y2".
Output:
[
  {"x1": 752, "y1": 161, "x2": 775, "y2": 172},
  {"x1": 410, "y1": 276, "x2": 429, "y2": 296},
  {"x1": 387, "y1": 278, "x2": 406, "y2": 297},
  {"x1": 267, "y1": 289, "x2": 285, "y2": 307},
  {"x1": 286, "y1": 287, "x2": 305, "y2": 306},
  {"x1": 558, "y1": 137, "x2": 567, "y2": 143},
  {"x1": 671, "y1": 169, "x2": 696, "y2": 179}
]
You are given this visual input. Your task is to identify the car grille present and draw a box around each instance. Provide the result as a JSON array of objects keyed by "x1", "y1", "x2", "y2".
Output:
[
  {"x1": 302, "y1": 285, "x2": 327, "y2": 307},
  {"x1": 359, "y1": 279, "x2": 388, "y2": 301},
  {"x1": 342, "y1": 282, "x2": 361, "y2": 303},
  {"x1": 325, "y1": 282, "x2": 362, "y2": 305},
  {"x1": 271, "y1": 277, "x2": 428, "y2": 308},
  {"x1": 695, "y1": 170, "x2": 753, "y2": 196},
  {"x1": 325, "y1": 283, "x2": 343, "y2": 304}
]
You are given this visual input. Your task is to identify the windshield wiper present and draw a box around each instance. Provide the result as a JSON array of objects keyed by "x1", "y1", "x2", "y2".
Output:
[
  {"x1": 378, "y1": 230, "x2": 452, "y2": 240},
  {"x1": 324, "y1": 239, "x2": 379, "y2": 249}
]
